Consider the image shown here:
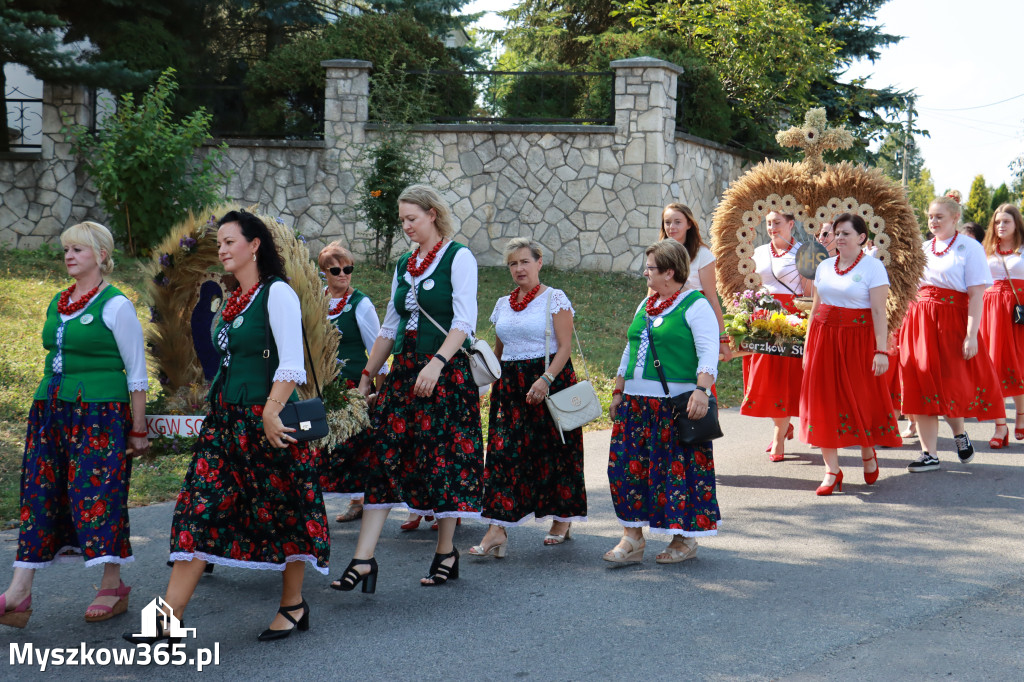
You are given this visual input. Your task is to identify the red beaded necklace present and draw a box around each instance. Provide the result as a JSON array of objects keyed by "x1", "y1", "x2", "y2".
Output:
[
  {"x1": 329, "y1": 288, "x2": 353, "y2": 316},
  {"x1": 769, "y1": 239, "x2": 795, "y2": 258},
  {"x1": 931, "y1": 231, "x2": 957, "y2": 257},
  {"x1": 509, "y1": 283, "x2": 542, "y2": 312},
  {"x1": 997, "y1": 244, "x2": 1016, "y2": 256},
  {"x1": 646, "y1": 287, "x2": 684, "y2": 316},
  {"x1": 407, "y1": 239, "x2": 445, "y2": 278},
  {"x1": 834, "y1": 251, "x2": 864, "y2": 276},
  {"x1": 57, "y1": 281, "x2": 102, "y2": 315},
  {"x1": 222, "y1": 281, "x2": 262, "y2": 322}
]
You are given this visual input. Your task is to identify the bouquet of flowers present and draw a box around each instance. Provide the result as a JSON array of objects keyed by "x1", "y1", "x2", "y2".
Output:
[{"x1": 724, "y1": 287, "x2": 808, "y2": 348}]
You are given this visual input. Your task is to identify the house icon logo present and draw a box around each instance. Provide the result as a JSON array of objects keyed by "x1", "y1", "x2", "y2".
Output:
[{"x1": 132, "y1": 597, "x2": 197, "y2": 639}]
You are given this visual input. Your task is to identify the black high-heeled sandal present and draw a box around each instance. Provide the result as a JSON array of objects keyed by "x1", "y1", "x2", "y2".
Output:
[
  {"x1": 257, "y1": 599, "x2": 310, "y2": 642},
  {"x1": 421, "y1": 548, "x2": 459, "y2": 586},
  {"x1": 330, "y1": 558, "x2": 378, "y2": 593}
]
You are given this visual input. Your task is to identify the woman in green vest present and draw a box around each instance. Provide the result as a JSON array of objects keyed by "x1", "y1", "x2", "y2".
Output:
[
  {"x1": 316, "y1": 241, "x2": 387, "y2": 523},
  {"x1": 123, "y1": 210, "x2": 329, "y2": 643},
  {"x1": 604, "y1": 240, "x2": 721, "y2": 564},
  {"x1": 331, "y1": 184, "x2": 483, "y2": 591},
  {"x1": 1, "y1": 221, "x2": 150, "y2": 630}
]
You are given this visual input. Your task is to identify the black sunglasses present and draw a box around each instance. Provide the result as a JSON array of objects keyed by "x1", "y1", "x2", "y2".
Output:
[{"x1": 328, "y1": 265, "x2": 354, "y2": 276}]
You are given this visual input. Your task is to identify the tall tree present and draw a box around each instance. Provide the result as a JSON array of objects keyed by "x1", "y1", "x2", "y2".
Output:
[
  {"x1": 0, "y1": 0, "x2": 145, "y2": 152},
  {"x1": 991, "y1": 183, "x2": 1010, "y2": 213},
  {"x1": 874, "y1": 129, "x2": 923, "y2": 183},
  {"x1": 963, "y1": 174, "x2": 992, "y2": 228},
  {"x1": 906, "y1": 167, "x2": 935, "y2": 233}
]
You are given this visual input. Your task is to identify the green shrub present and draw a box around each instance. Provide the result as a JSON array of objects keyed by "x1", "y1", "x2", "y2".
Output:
[{"x1": 64, "y1": 68, "x2": 228, "y2": 256}]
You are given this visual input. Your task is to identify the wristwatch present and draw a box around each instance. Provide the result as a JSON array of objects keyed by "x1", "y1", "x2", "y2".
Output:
[{"x1": 698, "y1": 386, "x2": 712, "y2": 398}]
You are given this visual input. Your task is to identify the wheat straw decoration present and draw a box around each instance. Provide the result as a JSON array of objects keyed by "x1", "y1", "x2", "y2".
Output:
[{"x1": 712, "y1": 108, "x2": 925, "y2": 330}]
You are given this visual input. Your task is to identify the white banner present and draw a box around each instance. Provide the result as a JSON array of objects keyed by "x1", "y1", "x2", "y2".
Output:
[{"x1": 145, "y1": 415, "x2": 206, "y2": 439}]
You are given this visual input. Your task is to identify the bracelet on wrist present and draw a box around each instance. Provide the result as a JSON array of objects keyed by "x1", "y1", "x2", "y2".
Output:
[
  {"x1": 873, "y1": 350, "x2": 888, "y2": 356},
  {"x1": 540, "y1": 374, "x2": 553, "y2": 386},
  {"x1": 128, "y1": 430, "x2": 148, "y2": 439},
  {"x1": 267, "y1": 397, "x2": 287, "y2": 409},
  {"x1": 361, "y1": 368, "x2": 371, "y2": 377},
  {"x1": 433, "y1": 352, "x2": 448, "y2": 366},
  {"x1": 612, "y1": 389, "x2": 623, "y2": 396},
  {"x1": 719, "y1": 335, "x2": 730, "y2": 343}
]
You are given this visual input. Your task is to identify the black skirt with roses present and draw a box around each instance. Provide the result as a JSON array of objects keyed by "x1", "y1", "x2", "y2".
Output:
[
  {"x1": 361, "y1": 334, "x2": 483, "y2": 518},
  {"x1": 169, "y1": 392, "x2": 330, "y2": 574},
  {"x1": 481, "y1": 358, "x2": 587, "y2": 526}
]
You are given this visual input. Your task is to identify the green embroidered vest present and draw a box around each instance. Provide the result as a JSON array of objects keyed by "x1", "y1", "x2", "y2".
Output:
[
  {"x1": 625, "y1": 290, "x2": 705, "y2": 384},
  {"x1": 210, "y1": 279, "x2": 298, "y2": 406},
  {"x1": 392, "y1": 242, "x2": 472, "y2": 355},
  {"x1": 331, "y1": 288, "x2": 370, "y2": 383},
  {"x1": 35, "y1": 285, "x2": 131, "y2": 403}
]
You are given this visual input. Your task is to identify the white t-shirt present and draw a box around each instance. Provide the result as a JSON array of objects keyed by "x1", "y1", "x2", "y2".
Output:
[
  {"x1": 814, "y1": 255, "x2": 890, "y2": 308},
  {"x1": 686, "y1": 245, "x2": 715, "y2": 292},
  {"x1": 491, "y1": 287, "x2": 575, "y2": 361},
  {"x1": 989, "y1": 246, "x2": 1024, "y2": 281},
  {"x1": 920, "y1": 233, "x2": 992, "y2": 292},
  {"x1": 752, "y1": 242, "x2": 804, "y2": 296}
]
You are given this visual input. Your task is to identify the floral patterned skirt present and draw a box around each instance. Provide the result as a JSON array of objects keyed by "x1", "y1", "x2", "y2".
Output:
[
  {"x1": 481, "y1": 358, "x2": 587, "y2": 526},
  {"x1": 608, "y1": 395, "x2": 719, "y2": 536},
  {"x1": 170, "y1": 392, "x2": 330, "y2": 574},
  {"x1": 320, "y1": 427, "x2": 373, "y2": 499},
  {"x1": 362, "y1": 336, "x2": 483, "y2": 518},
  {"x1": 15, "y1": 380, "x2": 133, "y2": 567}
]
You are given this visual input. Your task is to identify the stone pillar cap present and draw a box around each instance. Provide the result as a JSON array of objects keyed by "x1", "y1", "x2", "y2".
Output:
[
  {"x1": 609, "y1": 56, "x2": 684, "y2": 74},
  {"x1": 320, "y1": 59, "x2": 373, "y2": 69}
]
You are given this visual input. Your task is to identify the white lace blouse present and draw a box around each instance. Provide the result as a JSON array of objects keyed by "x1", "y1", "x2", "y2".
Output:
[
  {"x1": 490, "y1": 288, "x2": 575, "y2": 361},
  {"x1": 55, "y1": 293, "x2": 149, "y2": 392}
]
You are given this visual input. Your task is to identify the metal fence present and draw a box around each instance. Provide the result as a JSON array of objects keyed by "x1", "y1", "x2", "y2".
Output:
[
  {"x1": 405, "y1": 69, "x2": 615, "y2": 125},
  {"x1": 4, "y1": 86, "x2": 42, "y2": 152}
]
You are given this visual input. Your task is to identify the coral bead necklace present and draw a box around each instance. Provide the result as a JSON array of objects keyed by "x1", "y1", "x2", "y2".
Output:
[
  {"x1": 222, "y1": 281, "x2": 262, "y2": 322},
  {"x1": 769, "y1": 239, "x2": 795, "y2": 258},
  {"x1": 57, "y1": 281, "x2": 102, "y2": 315},
  {"x1": 329, "y1": 288, "x2": 352, "y2": 316},
  {"x1": 646, "y1": 286, "x2": 683, "y2": 316},
  {"x1": 408, "y1": 239, "x2": 445, "y2": 277},
  {"x1": 834, "y1": 251, "x2": 864, "y2": 276},
  {"x1": 509, "y1": 283, "x2": 541, "y2": 312},
  {"x1": 997, "y1": 244, "x2": 1016, "y2": 256},
  {"x1": 931, "y1": 231, "x2": 957, "y2": 257}
]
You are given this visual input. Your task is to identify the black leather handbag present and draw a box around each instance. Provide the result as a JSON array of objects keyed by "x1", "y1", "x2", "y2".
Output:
[
  {"x1": 998, "y1": 255, "x2": 1024, "y2": 325},
  {"x1": 263, "y1": 294, "x2": 329, "y2": 443},
  {"x1": 646, "y1": 317, "x2": 723, "y2": 445}
]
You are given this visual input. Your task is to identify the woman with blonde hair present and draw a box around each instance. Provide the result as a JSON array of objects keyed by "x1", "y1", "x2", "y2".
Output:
[
  {"x1": 469, "y1": 237, "x2": 587, "y2": 558},
  {"x1": 980, "y1": 204, "x2": 1024, "y2": 448},
  {"x1": 899, "y1": 192, "x2": 1002, "y2": 471},
  {"x1": 1, "y1": 222, "x2": 149, "y2": 629},
  {"x1": 332, "y1": 184, "x2": 483, "y2": 591},
  {"x1": 316, "y1": 241, "x2": 387, "y2": 522},
  {"x1": 606, "y1": 239, "x2": 720, "y2": 564}
]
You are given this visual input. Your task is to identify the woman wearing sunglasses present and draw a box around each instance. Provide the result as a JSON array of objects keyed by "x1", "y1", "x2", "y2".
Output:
[{"x1": 317, "y1": 243, "x2": 387, "y2": 523}]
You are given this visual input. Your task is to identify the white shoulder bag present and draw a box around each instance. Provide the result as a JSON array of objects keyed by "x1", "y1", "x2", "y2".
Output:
[{"x1": 542, "y1": 290, "x2": 602, "y2": 443}]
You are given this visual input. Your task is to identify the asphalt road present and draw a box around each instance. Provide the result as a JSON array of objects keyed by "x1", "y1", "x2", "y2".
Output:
[{"x1": 3, "y1": 406, "x2": 1023, "y2": 681}]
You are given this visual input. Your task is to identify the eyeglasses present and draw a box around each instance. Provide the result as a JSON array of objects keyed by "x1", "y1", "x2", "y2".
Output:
[
  {"x1": 328, "y1": 265, "x2": 354, "y2": 276},
  {"x1": 642, "y1": 265, "x2": 660, "y2": 273}
]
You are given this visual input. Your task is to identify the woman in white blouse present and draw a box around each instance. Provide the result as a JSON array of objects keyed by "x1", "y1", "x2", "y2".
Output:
[
  {"x1": 124, "y1": 210, "x2": 327, "y2": 643},
  {"x1": 332, "y1": 184, "x2": 483, "y2": 591},
  {"x1": 741, "y1": 211, "x2": 813, "y2": 461},
  {"x1": 1, "y1": 222, "x2": 148, "y2": 630},
  {"x1": 468, "y1": 238, "x2": 587, "y2": 559},
  {"x1": 660, "y1": 203, "x2": 731, "y2": 361},
  {"x1": 800, "y1": 214, "x2": 900, "y2": 495},
  {"x1": 899, "y1": 193, "x2": 1002, "y2": 472},
  {"x1": 605, "y1": 240, "x2": 720, "y2": 565},
  {"x1": 980, "y1": 204, "x2": 1024, "y2": 448}
]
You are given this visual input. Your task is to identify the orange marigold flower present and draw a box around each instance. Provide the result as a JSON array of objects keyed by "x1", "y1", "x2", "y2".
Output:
[{"x1": 370, "y1": 190, "x2": 382, "y2": 198}]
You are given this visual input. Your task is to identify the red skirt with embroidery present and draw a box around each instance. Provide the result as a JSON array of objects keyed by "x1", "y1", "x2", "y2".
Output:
[
  {"x1": 898, "y1": 286, "x2": 1001, "y2": 419},
  {"x1": 740, "y1": 293, "x2": 803, "y2": 418},
  {"x1": 799, "y1": 305, "x2": 901, "y2": 448},
  {"x1": 981, "y1": 279, "x2": 1024, "y2": 397}
]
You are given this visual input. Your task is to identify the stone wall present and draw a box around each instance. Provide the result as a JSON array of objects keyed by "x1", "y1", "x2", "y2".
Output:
[{"x1": 2, "y1": 58, "x2": 752, "y2": 271}]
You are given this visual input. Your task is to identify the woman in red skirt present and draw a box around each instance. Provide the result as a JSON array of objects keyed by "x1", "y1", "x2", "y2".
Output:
[
  {"x1": 741, "y1": 211, "x2": 814, "y2": 461},
  {"x1": 899, "y1": 193, "x2": 1001, "y2": 471},
  {"x1": 981, "y1": 204, "x2": 1024, "y2": 448},
  {"x1": 800, "y1": 214, "x2": 900, "y2": 494}
]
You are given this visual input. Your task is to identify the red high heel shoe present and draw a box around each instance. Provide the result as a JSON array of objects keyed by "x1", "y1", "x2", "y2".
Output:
[
  {"x1": 816, "y1": 469, "x2": 843, "y2": 496},
  {"x1": 990, "y1": 425, "x2": 1009, "y2": 450},
  {"x1": 1014, "y1": 413, "x2": 1024, "y2": 441},
  {"x1": 400, "y1": 514, "x2": 434, "y2": 531},
  {"x1": 862, "y1": 449, "x2": 879, "y2": 485},
  {"x1": 766, "y1": 424, "x2": 794, "y2": 460}
]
